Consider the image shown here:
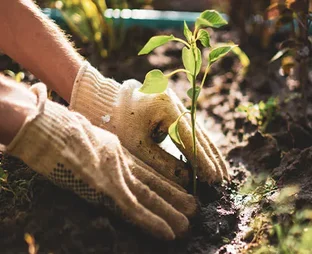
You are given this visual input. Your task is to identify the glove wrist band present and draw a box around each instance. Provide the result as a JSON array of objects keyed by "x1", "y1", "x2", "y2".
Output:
[{"x1": 70, "y1": 61, "x2": 120, "y2": 126}]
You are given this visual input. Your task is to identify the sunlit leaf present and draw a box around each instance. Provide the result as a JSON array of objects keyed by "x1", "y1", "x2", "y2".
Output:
[
  {"x1": 183, "y1": 21, "x2": 192, "y2": 43},
  {"x1": 266, "y1": 3, "x2": 287, "y2": 20},
  {"x1": 139, "y1": 69, "x2": 168, "y2": 94},
  {"x1": 197, "y1": 29, "x2": 210, "y2": 47},
  {"x1": 169, "y1": 117, "x2": 185, "y2": 148},
  {"x1": 3, "y1": 70, "x2": 15, "y2": 79},
  {"x1": 232, "y1": 46, "x2": 250, "y2": 68},
  {"x1": 187, "y1": 87, "x2": 201, "y2": 101},
  {"x1": 138, "y1": 35, "x2": 175, "y2": 55},
  {"x1": 270, "y1": 48, "x2": 290, "y2": 62},
  {"x1": 15, "y1": 72, "x2": 25, "y2": 83},
  {"x1": 209, "y1": 45, "x2": 237, "y2": 64},
  {"x1": 281, "y1": 55, "x2": 295, "y2": 76},
  {"x1": 182, "y1": 47, "x2": 202, "y2": 82},
  {"x1": 195, "y1": 10, "x2": 228, "y2": 28}
]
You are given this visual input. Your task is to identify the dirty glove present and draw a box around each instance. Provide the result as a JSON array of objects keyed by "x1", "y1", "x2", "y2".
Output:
[
  {"x1": 4, "y1": 83, "x2": 197, "y2": 240},
  {"x1": 70, "y1": 62, "x2": 229, "y2": 185}
]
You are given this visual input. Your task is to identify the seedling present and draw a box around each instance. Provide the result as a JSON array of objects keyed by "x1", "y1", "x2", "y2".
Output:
[
  {"x1": 236, "y1": 97, "x2": 279, "y2": 133},
  {"x1": 138, "y1": 10, "x2": 237, "y2": 193}
]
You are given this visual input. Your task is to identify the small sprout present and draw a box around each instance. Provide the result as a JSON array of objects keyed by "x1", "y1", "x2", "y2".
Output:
[{"x1": 236, "y1": 97, "x2": 279, "y2": 132}]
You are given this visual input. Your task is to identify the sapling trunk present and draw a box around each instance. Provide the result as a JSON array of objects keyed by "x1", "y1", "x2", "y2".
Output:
[
  {"x1": 189, "y1": 43, "x2": 197, "y2": 194},
  {"x1": 191, "y1": 80, "x2": 198, "y2": 194}
]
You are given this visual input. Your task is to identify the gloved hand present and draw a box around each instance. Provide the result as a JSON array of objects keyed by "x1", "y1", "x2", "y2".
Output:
[
  {"x1": 3, "y1": 83, "x2": 196, "y2": 240},
  {"x1": 70, "y1": 62, "x2": 229, "y2": 186}
]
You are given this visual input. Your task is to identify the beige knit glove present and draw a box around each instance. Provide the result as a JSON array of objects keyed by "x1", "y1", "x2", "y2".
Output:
[
  {"x1": 70, "y1": 62, "x2": 229, "y2": 185},
  {"x1": 4, "y1": 83, "x2": 197, "y2": 240}
]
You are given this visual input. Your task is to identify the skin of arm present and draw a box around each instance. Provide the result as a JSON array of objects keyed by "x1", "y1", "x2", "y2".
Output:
[
  {"x1": 0, "y1": 75, "x2": 37, "y2": 146},
  {"x1": 0, "y1": 0, "x2": 83, "y2": 102}
]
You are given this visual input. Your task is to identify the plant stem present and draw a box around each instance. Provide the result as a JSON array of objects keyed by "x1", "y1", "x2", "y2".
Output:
[
  {"x1": 173, "y1": 38, "x2": 191, "y2": 48},
  {"x1": 191, "y1": 84, "x2": 197, "y2": 194},
  {"x1": 200, "y1": 64, "x2": 211, "y2": 89},
  {"x1": 165, "y1": 69, "x2": 191, "y2": 77},
  {"x1": 191, "y1": 46, "x2": 198, "y2": 195}
]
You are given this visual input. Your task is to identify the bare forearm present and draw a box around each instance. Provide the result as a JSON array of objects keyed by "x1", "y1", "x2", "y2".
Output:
[
  {"x1": 0, "y1": 75, "x2": 37, "y2": 146},
  {"x1": 0, "y1": 0, "x2": 83, "y2": 102}
]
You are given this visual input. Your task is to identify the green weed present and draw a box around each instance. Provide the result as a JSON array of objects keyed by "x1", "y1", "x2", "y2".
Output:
[
  {"x1": 0, "y1": 163, "x2": 37, "y2": 204},
  {"x1": 238, "y1": 172, "x2": 312, "y2": 254},
  {"x1": 236, "y1": 97, "x2": 279, "y2": 132}
]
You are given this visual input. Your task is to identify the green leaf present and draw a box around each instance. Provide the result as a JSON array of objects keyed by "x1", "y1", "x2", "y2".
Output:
[
  {"x1": 187, "y1": 87, "x2": 201, "y2": 101},
  {"x1": 183, "y1": 21, "x2": 193, "y2": 43},
  {"x1": 209, "y1": 45, "x2": 237, "y2": 64},
  {"x1": 15, "y1": 72, "x2": 25, "y2": 83},
  {"x1": 138, "y1": 35, "x2": 175, "y2": 55},
  {"x1": 182, "y1": 47, "x2": 202, "y2": 82},
  {"x1": 195, "y1": 10, "x2": 228, "y2": 28},
  {"x1": 197, "y1": 29, "x2": 210, "y2": 47},
  {"x1": 232, "y1": 46, "x2": 250, "y2": 68},
  {"x1": 169, "y1": 117, "x2": 185, "y2": 148},
  {"x1": 139, "y1": 69, "x2": 168, "y2": 94}
]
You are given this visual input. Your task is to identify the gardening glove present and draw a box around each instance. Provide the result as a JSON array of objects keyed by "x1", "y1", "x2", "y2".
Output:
[
  {"x1": 70, "y1": 62, "x2": 229, "y2": 185},
  {"x1": 3, "y1": 83, "x2": 197, "y2": 240}
]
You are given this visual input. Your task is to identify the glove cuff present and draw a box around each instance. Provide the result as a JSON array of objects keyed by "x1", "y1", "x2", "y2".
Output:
[
  {"x1": 69, "y1": 61, "x2": 121, "y2": 126},
  {"x1": 6, "y1": 83, "x2": 78, "y2": 176}
]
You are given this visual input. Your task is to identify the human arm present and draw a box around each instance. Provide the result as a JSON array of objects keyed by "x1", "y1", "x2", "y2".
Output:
[{"x1": 0, "y1": 0, "x2": 83, "y2": 102}]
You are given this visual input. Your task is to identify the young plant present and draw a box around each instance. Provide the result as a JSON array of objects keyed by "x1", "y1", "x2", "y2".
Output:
[
  {"x1": 236, "y1": 97, "x2": 279, "y2": 133},
  {"x1": 138, "y1": 10, "x2": 237, "y2": 193}
]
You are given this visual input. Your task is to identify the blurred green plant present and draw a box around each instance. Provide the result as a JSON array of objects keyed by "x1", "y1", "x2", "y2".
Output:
[
  {"x1": 246, "y1": 185, "x2": 312, "y2": 254},
  {"x1": 49, "y1": 0, "x2": 128, "y2": 59},
  {"x1": 267, "y1": 0, "x2": 311, "y2": 105},
  {"x1": 239, "y1": 173, "x2": 278, "y2": 205},
  {"x1": 236, "y1": 97, "x2": 279, "y2": 132},
  {"x1": 0, "y1": 164, "x2": 8, "y2": 192},
  {"x1": 138, "y1": 10, "x2": 236, "y2": 193},
  {"x1": 237, "y1": 171, "x2": 312, "y2": 254},
  {"x1": 3, "y1": 70, "x2": 25, "y2": 83}
]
